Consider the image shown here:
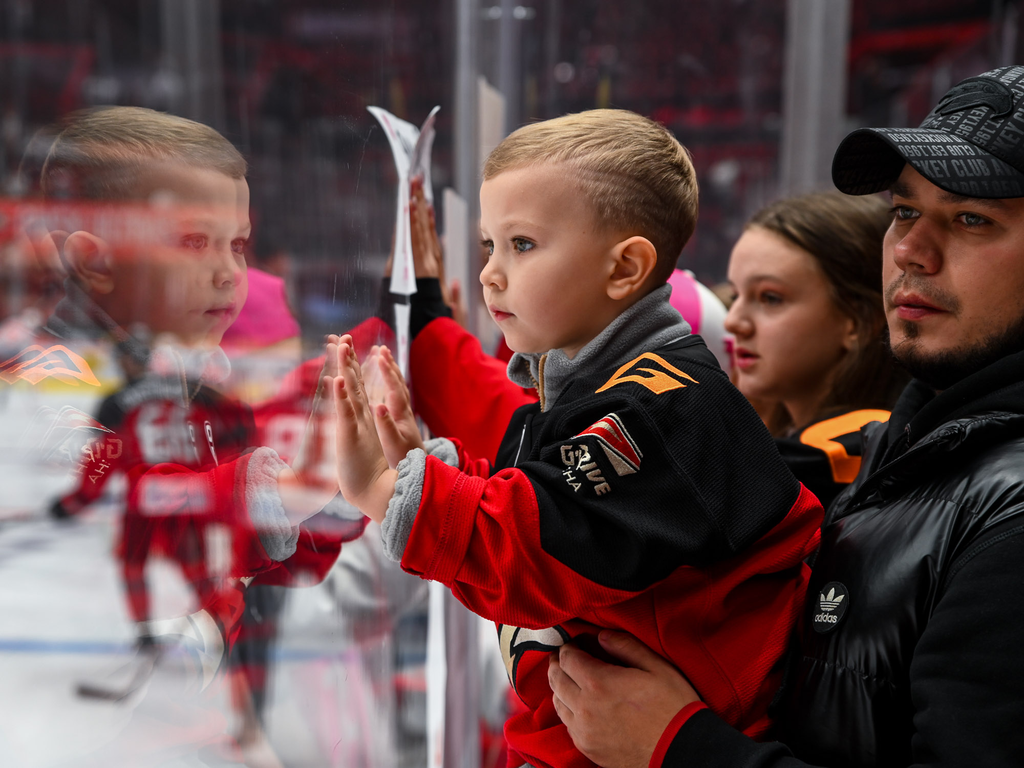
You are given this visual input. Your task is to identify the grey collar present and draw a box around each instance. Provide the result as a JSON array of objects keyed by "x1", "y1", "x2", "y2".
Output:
[{"x1": 507, "y1": 284, "x2": 690, "y2": 411}]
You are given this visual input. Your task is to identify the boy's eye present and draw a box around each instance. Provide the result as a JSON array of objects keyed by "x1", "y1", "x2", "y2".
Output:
[
  {"x1": 231, "y1": 238, "x2": 248, "y2": 255},
  {"x1": 481, "y1": 239, "x2": 494, "y2": 256},
  {"x1": 512, "y1": 237, "x2": 534, "y2": 253},
  {"x1": 181, "y1": 234, "x2": 208, "y2": 251},
  {"x1": 760, "y1": 291, "x2": 783, "y2": 306}
]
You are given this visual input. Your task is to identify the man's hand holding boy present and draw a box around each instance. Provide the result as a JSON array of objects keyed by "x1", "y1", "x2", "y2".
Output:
[{"x1": 548, "y1": 631, "x2": 703, "y2": 768}]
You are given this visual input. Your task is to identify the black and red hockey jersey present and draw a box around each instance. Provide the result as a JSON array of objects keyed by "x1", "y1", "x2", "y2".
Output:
[{"x1": 394, "y1": 308, "x2": 823, "y2": 768}]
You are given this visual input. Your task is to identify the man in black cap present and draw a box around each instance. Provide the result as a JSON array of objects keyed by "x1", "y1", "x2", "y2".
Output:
[{"x1": 545, "y1": 65, "x2": 1024, "y2": 768}]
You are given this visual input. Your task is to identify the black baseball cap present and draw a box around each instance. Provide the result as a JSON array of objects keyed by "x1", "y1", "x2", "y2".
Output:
[{"x1": 832, "y1": 65, "x2": 1024, "y2": 198}]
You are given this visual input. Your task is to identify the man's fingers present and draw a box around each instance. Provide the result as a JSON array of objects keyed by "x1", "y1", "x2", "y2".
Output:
[
  {"x1": 556, "y1": 642, "x2": 615, "y2": 688},
  {"x1": 551, "y1": 690, "x2": 574, "y2": 730},
  {"x1": 548, "y1": 650, "x2": 583, "y2": 704},
  {"x1": 597, "y1": 631, "x2": 672, "y2": 674}
]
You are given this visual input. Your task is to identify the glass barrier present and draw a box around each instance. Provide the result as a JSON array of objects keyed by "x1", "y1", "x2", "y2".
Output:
[{"x1": 0, "y1": 2, "x2": 1017, "y2": 766}]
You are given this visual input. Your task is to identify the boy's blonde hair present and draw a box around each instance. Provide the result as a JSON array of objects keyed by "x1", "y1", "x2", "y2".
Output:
[
  {"x1": 41, "y1": 106, "x2": 246, "y2": 201},
  {"x1": 483, "y1": 109, "x2": 698, "y2": 284}
]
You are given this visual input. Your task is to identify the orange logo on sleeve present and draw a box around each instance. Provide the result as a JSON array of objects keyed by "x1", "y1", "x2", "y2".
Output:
[
  {"x1": 0, "y1": 345, "x2": 101, "y2": 386},
  {"x1": 596, "y1": 352, "x2": 698, "y2": 395}
]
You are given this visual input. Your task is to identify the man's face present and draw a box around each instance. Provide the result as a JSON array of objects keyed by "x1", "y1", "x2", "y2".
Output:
[
  {"x1": 884, "y1": 165, "x2": 1024, "y2": 388},
  {"x1": 107, "y1": 162, "x2": 251, "y2": 347},
  {"x1": 478, "y1": 163, "x2": 624, "y2": 358}
]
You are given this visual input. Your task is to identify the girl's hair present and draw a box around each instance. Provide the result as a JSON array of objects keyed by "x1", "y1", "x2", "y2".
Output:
[{"x1": 748, "y1": 191, "x2": 908, "y2": 431}]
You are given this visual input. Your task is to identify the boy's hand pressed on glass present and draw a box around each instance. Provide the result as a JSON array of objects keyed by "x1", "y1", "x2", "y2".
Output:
[
  {"x1": 326, "y1": 334, "x2": 397, "y2": 524},
  {"x1": 361, "y1": 343, "x2": 424, "y2": 467}
]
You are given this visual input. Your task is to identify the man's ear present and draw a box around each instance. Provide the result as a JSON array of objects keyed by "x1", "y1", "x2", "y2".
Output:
[
  {"x1": 63, "y1": 231, "x2": 114, "y2": 294},
  {"x1": 607, "y1": 236, "x2": 658, "y2": 301}
]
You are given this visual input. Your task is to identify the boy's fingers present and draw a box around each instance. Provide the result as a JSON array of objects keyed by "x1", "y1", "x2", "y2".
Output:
[
  {"x1": 324, "y1": 342, "x2": 339, "y2": 379},
  {"x1": 338, "y1": 344, "x2": 366, "y2": 403},
  {"x1": 374, "y1": 404, "x2": 401, "y2": 441}
]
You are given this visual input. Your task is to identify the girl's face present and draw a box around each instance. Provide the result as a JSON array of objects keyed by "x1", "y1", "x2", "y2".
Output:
[{"x1": 724, "y1": 226, "x2": 857, "y2": 427}]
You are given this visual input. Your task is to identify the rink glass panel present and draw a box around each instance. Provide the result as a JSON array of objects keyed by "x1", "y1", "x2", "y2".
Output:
[{"x1": 0, "y1": 1, "x2": 1012, "y2": 766}]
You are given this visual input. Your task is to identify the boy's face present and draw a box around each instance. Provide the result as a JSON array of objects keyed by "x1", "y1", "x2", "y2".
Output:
[
  {"x1": 479, "y1": 163, "x2": 625, "y2": 358},
  {"x1": 104, "y1": 162, "x2": 250, "y2": 347}
]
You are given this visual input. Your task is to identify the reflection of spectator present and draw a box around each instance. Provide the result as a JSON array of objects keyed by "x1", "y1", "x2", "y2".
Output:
[
  {"x1": 221, "y1": 267, "x2": 300, "y2": 354},
  {"x1": 221, "y1": 265, "x2": 300, "y2": 759}
]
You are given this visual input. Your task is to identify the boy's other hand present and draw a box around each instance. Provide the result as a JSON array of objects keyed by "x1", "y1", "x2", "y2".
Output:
[
  {"x1": 410, "y1": 176, "x2": 443, "y2": 280},
  {"x1": 547, "y1": 631, "x2": 702, "y2": 768},
  {"x1": 327, "y1": 335, "x2": 396, "y2": 524},
  {"x1": 408, "y1": 177, "x2": 469, "y2": 328},
  {"x1": 363, "y1": 345, "x2": 425, "y2": 467}
]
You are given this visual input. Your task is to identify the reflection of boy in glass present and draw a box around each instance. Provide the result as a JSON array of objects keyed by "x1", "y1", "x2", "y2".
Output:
[{"x1": 36, "y1": 107, "x2": 351, "y2": 682}]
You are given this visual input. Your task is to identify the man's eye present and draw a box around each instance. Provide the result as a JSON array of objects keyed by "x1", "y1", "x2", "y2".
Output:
[
  {"x1": 181, "y1": 234, "x2": 208, "y2": 250},
  {"x1": 512, "y1": 238, "x2": 534, "y2": 253},
  {"x1": 890, "y1": 205, "x2": 918, "y2": 221},
  {"x1": 959, "y1": 212, "x2": 988, "y2": 228}
]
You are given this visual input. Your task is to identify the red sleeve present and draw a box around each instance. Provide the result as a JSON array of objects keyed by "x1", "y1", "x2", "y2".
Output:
[
  {"x1": 448, "y1": 436, "x2": 494, "y2": 478},
  {"x1": 399, "y1": 456, "x2": 634, "y2": 629},
  {"x1": 650, "y1": 702, "x2": 709, "y2": 768},
  {"x1": 130, "y1": 454, "x2": 284, "y2": 578},
  {"x1": 410, "y1": 317, "x2": 535, "y2": 464}
]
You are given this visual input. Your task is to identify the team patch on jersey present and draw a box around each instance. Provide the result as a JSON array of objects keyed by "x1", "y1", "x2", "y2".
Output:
[
  {"x1": 596, "y1": 352, "x2": 698, "y2": 396},
  {"x1": 574, "y1": 413, "x2": 642, "y2": 476},
  {"x1": 498, "y1": 624, "x2": 570, "y2": 695},
  {"x1": 0, "y1": 344, "x2": 100, "y2": 386},
  {"x1": 559, "y1": 443, "x2": 612, "y2": 495}
]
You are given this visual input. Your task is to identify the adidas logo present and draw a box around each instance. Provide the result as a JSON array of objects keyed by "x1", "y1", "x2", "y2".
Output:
[
  {"x1": 819, "y1": 587, "x2": 844, "y2": 612},
  {"x1": 812, "y1": 581, "x2": 849, "y2": 634}
]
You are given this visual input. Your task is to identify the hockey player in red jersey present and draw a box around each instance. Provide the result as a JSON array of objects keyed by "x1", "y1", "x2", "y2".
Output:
[{"x1": 327, "y1": 110, "x2": 824, "y2": 768}]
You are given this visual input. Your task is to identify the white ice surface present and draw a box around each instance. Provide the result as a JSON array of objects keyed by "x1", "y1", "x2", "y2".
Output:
[
  {"x1": 0, "y1": 509, "x2": 408, "y2": 767},
  {"x1": 0, "y1": 391, "x2": 408, "y2": 767}
]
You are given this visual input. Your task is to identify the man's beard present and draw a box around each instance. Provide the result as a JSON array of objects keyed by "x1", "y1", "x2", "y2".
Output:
[{"x1": 889, "y1": 313, "x2": 1024, "y2": 389}]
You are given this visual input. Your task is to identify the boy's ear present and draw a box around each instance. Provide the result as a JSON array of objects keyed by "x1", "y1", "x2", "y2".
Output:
[
  {"x1": 607, "y1": 236, "x2": 658, "y2": 301},
  {"x1": 63, "y1": 231, "x2": 115, "y2": 294}
]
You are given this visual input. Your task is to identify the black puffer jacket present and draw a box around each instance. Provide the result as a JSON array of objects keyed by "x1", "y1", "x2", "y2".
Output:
[{"x1": 664, "y1": 350, "x2": 1024, "y2": 767}]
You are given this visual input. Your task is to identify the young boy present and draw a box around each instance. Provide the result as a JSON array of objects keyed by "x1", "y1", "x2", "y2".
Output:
[{"x1": 329, "y1": 110, "x2": 824, "y2": 768}]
